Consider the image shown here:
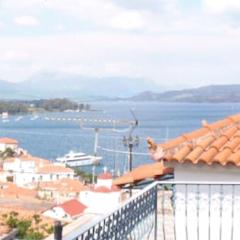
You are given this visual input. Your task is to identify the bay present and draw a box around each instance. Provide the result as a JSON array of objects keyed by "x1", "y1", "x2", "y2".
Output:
[{"x1": 0, "y1": 102, "x2": 239, "y2": 174}]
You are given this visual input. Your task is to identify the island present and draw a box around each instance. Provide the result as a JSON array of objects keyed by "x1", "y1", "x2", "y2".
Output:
[{"x1": 0, "y1": 98, "x2": 91, "y2": 115}]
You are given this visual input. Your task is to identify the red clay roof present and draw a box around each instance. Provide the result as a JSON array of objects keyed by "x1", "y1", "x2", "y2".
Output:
[
  {"x1": 0, "y1": 138, "x2": 18, "y2": 144},
  {"x1": 148, "y1": 113, "x2": 240, "y2": 166},
  {"x1": 37, "y1": 164, "x2": 74, "y2": 174},
  {"x1": 94, "y1": 186, "x2": 112, "y2": 193},
  {"x1": 113, "y1": 162, "x2": 173, "y2": 186},
  {"x1": 39, "y1": 178, "x2": 88, "y2": 193},
  {"x1": 59, "y1": 199, "x2": 86, "y2": 217},
  {"x1": 98, "y1": 172, "x2": 112, "y2": 180}
]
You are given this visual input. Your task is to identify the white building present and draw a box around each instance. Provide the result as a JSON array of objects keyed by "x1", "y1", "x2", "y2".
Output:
[
  {"x1": 2, "y1": 155, "x2": 74, "y2": 187},
  {"x1": 148, "y1": 113, "x2": 240, "y2": 240},
  {"x1": 80, "y1": 170, "x2": 121, "y2": 214},
  {"x1": 0, "y1": 138, "x2": 18, "y2": 152},
  {"x1": 43, "y1": 199, "x2": 87, "y2": 222},
  {"x1": 38, "y1": 178, "x2": 88, "y2": 203}
]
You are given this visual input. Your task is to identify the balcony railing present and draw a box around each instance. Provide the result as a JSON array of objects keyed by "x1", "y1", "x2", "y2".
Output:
[{"x1": 51, "y1": 181, "x2": 240, "y2": 240}]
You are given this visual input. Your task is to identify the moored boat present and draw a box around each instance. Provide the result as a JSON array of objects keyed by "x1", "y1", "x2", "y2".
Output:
[{"x1": 56, "y1": 151, "x2": 102, "y2": 167}]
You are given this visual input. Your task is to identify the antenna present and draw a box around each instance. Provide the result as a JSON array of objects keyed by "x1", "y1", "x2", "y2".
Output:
[
  {"x1": 122, "y1": 108, "x2": 139, "y2": 196},
  {"x1": 128, "y1": 108, "x2": 138, "y2": 136}
]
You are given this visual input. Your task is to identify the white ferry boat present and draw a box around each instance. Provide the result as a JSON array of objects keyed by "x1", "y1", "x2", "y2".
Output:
[
  {"x1": 1, "y1": 112, "x2": 8, "y2": 119},
  {"x1": 56, "y1": 151, "x2": 102, "y2": 167}
]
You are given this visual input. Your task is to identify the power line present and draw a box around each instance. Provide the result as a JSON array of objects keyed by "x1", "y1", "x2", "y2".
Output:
[{"x1": 98, "y1": 146, "x2": 149, "y2": 156}]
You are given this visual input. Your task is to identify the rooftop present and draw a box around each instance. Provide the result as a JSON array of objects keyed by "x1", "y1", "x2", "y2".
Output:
[
  {"x1": 37, "y1": 164, "x2": 74, "y2": 174},
  {"x1": 98, "y1": 171, "x2": 112, "y2": 180},
  {"x1": 113, "y1": 162, "x2": 173, "y2": 186},
  {"x1": 39, "y1": 178, "x2": 88, "y2": 193},
  {"x1": 148, "y1": 113, "x2": 240, "y2": 166},
  {"x1": 0, "y1": 182, "x2": 37, "y2": 199},
  {"x1": 4, "y1": 154, "x2": 50, "y2": 166},
  {"x1": 0, "y1": 137, "x2": 18, "y2": 144},
  {"x1": 59, "y1": 199, "x2": 87, "y2": 217}
]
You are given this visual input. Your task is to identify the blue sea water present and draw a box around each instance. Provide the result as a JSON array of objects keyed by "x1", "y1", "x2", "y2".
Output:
[{"x1": 0, "y1": 102, "x2": 239, "y2": 174}]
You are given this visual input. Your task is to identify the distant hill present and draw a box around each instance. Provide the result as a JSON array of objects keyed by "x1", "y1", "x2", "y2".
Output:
[
  {"x1": 2, "y1": 75, "x2": 240, "y2": 103},
  {"x1": 19, "y1": 72, "x2": 158, "y2": 99},
  {"x1": 0, "y1": 72, "x2": 159, "y2": 100},
  {"x1": 129, "y1": 85, "x2": 240, "y2": 102}
]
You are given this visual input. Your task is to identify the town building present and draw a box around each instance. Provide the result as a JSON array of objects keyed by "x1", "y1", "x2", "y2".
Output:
[
  {"x1": 43, "y1": 199, "x2": 87, "y2": 222},
  {"x1": 2, "y1": 154, "x2": 74, "y2": 187},
  {"x1": 38, "y1": 178, "x2": 88, "y2": 203},
  {"x1": 146, "y1": 113, "x2": 240, "y2": 240},
  {"x1": 0, "y1": 182, "x2": 37, "y2": 199},
  {"x1": 0, "y1": 137, "x2": 18, "y2": 152},
  {"x1": 80, "y1": 170, "x2": 122, "y2": 214},
  {"x1": 45, "y1": 114, "x2": 240, "y2": 240}
]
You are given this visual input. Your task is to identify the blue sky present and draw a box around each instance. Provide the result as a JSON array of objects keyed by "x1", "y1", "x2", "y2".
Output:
[{"x1": 0, "y1": 0, "x2": 240, "y2": 90}]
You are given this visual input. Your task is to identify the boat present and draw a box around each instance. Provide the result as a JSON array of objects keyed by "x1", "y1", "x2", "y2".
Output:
[
  {"x1": 30, "y1": 115, "x2": 39, "y2": 121},
  {"x1": 56, "y1": 151, "x2": 102, "y2": 167},
  {"x1": 1, "y1": 112, "x2": 8, "y2": 119},
  {"x1": 15, "y1": 116, "x2": 23, "y2": 121}
]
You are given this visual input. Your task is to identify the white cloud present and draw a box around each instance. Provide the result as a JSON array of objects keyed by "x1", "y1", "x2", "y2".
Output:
[
  {"x1": 203, "y1": 0, "x2": 240, "y2": 13},
  {"x1": 14, "y1": 16, "x2": 39, "y2": 27},
  {"x1": 110, "y1": 11, "x2": 146, "y2": 30},
  {"x1": 44, "y1": 0, "x2": 148, "y2": 31},
  {"x1": 0, "y1": 21, "x2": 4, "y2": 29},
  {"x1": 2, "y1": 50, "x2": 30, "y2": 61},
  {"x1": 1, "y1": 32, "x2": 240, "y2": 88},
  {"x1": 1, "y1": 0, "x2": 240, "y2": 88}
]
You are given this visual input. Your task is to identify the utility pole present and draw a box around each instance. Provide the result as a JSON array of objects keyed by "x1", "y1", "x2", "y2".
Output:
[{"x1": 123, "y1": 110, "x2": 139, "y2": 197}]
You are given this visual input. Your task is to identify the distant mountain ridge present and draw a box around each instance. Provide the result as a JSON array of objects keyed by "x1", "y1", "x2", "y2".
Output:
[
  {"x1": 129, "y1": 85, "x2": 240, "y2": 102},
  {"x1": 1, "y1": 75, "x2": 240, "y2": 102},
  {"x1": 0, "y1": 72, "x2": 159, "y2": 100}
]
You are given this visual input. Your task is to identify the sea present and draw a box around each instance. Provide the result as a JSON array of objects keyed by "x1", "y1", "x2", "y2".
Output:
[{"x1": 0, "y1": 101, "x2": 239, "y2": 174}]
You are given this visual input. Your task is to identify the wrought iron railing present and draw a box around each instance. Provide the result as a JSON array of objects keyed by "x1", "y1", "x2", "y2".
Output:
[
  {"x1": 60, "y1": 182, "x2": 158, "y2": 240},
  {"x1": 50, "y1": 181, "x2": 240, "y2": 240}
]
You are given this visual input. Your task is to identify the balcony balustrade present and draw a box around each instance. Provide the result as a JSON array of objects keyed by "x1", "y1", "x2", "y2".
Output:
[{"x1": 50, "y1": 181, "x2": 240, "y2": 240}]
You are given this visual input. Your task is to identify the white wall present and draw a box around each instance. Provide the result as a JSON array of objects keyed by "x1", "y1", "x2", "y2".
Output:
[
  {"x1": 43, "y1": 207, "x2": 71, "y2": 221},
  {"x1": 80, "y1": 191, "x2": 120, "y2": 214},
  {"x1": 14, "y1": 172, "x2": 74, "y2": 187},
  {"x1": 0, "y1": 143, "x2": 17, "y2": 152},
  {"x1": 96, "y1": 179, "x2": 112, "y2": 188},
  {"x1": 166, "y1": 162, "x2": 240, "y2": 240},
  {"x1": 166, "y1": 162, "x2": 240, "y2": 182}
]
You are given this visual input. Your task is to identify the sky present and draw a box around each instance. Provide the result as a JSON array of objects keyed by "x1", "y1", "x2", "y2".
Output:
[{"x1": 0, "y1": 0, "x2": 240, "y2": 90}]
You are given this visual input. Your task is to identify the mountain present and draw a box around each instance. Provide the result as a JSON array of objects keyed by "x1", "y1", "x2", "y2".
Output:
[
  {"x1": 129, "y1": 85, "x2": 240, "y2": 102},
  {"x1": 19, "y1": 72, "x2": 158, "y2": 99},
  {"x1": 0, "y1": 79, "x2": 24, "y2": 98}
]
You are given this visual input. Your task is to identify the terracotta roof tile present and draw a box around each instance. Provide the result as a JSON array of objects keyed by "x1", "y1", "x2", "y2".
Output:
[
  {"x1": 59, "y1": 199, "x2": 86, "y2": 217},
  {"x1": 228, "y1": 150, "x2": 240, "y2": 165},
  {"x1": 223, "y1": 136, "x2": 240, "y2": 151},
  {"x1": 182, "y1": 128, "x2": 209, "y2": 140},
  {"x1": 228, "y1": 114, "x2": 240, "y2": 122},
  {"x1": 113, "y1": 162, "x2": 173, "y2": 186},
  {"x1": 213, "y1": 148, "x2": 232, "y2": 165},
  {"x1": 98, "y1": 172, "x2": 112, "y2": 180},
  {"x1": 172, "y1": 144, "x2": 192, "y2": 162},
  {"x1": 149, "y1": 113, "x2": 240, "y2": 167},
  {"x1": 37, "y1": 165, "x2": 74, "y2": 174},
  {"x1": 159, "y1": 136, "x2": 186, "y2": 150},
  {"x1": 196, "y1": 135, "x2": 216, "y2": 149},
  {"x1": 0, "y1": 138, "x2": 18, "y2": 144},
  {"x1": 94, "y1": 186, "x2": 112, "y2": 193},
  {"x1": 39, "y1": 178, "x2": 88, "y2": 193},
  {"x1": 221, "y1": 127, "x2": 237, "y2": 139},
  {"x1": 211, "y1": 136, "x2": 229, "y2": 150},
  {"x1": 185, "y1": 147, "x2": 204, "y2": 163}
]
